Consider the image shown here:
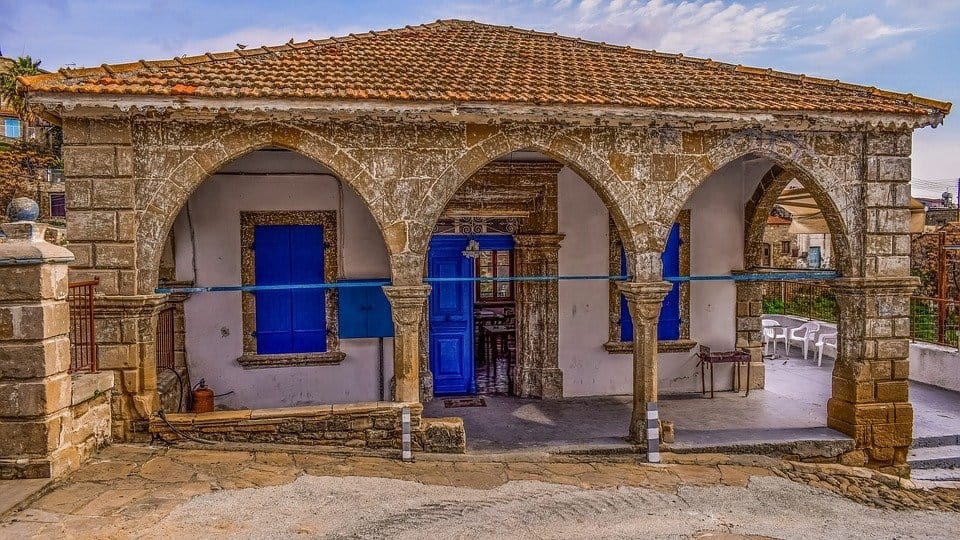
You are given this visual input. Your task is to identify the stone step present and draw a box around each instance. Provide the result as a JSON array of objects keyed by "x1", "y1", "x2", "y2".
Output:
[
  {"x1": 908, "y1": 445, "x2": 960, "y2": 469},
  {"x1": 910, "y1": 467, "x2": 960, "y2": 482},
  {"x1": 912, "y1": 434, "x2": 960, "y2": 449}
]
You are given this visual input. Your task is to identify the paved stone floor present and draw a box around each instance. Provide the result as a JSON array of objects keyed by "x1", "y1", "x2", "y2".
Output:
[
  {"x1": 424, "y1": 347, "x2": 960, "y2": 451},
  {"x1": 1, "y1": 445, "x2": 959, "y2": 539}
]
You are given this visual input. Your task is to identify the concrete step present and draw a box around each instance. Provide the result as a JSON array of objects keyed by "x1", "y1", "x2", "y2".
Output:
[
  {"x1": 912, "y1": 434, "x2": 960, "y2": 449},
  {"x1": 911, "y1": 467, "x2": 960, "y2": 482},
  {"x1": 908, "y1": 444, "x2": 960, "y2": 469}
]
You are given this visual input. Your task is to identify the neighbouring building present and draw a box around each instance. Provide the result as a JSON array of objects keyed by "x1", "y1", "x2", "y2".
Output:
[{"x1": 7, "y1": 20, "x2": 951, "y2": 476}]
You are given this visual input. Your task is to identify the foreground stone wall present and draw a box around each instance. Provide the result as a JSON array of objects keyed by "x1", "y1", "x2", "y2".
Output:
[{"x1": 149, "y1": 401, "x2": 464, "y2": 453}]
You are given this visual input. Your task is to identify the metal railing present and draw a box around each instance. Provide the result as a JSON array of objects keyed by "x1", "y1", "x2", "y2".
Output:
[
  {"x1": 67, "y1": 279, "x2": 98, "y2": 373},
  {"x1": 761, "y1": 280, "x2": 838, "y2": 323},
  {"x1": 910, "y1": 296, "x2": 960, "y2": 347},
  {"x1": 156, "y1": 305, "x2": 176, "y2": 371}
]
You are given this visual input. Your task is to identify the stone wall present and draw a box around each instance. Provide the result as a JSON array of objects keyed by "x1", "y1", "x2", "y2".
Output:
[
  {"x1": 149, "y1": 401, "x2": 463, "y2": 453},
  {"x1": 68, "y1": 372, "x2": 114, "y2": 470}
]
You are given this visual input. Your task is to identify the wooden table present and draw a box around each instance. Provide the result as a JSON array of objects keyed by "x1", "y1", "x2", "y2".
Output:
[{"x1": 697, "y1": 346, "x2": 752, "y2": 398}]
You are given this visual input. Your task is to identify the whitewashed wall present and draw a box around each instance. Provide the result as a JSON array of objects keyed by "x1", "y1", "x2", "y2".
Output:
[{"x1": 174, "y1": 151, "x2": 393, "y2": 409}]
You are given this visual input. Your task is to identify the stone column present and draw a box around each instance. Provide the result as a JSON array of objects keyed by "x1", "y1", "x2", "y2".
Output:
[
  {"x1": 827, "y1": 277, "x2": 918, "y2": 475},
  {"x1": 734, "y1": 279, "x2": 765, "y2": 389},
  {"x1": 0, "y1": 198, "x2": 76, "y2": 479},
  {"x1": 514, "y1": 234, "x2": 564, "y2": 398},
  {"x1": 94, "y1": 294, "x2": 167, "y2": 440},
  {"x1": 618, "y1": 280, "x2": 673, "y2": 442},
  {"x1": 383, "y1": 285, "x2": 431, "y2": 403}
]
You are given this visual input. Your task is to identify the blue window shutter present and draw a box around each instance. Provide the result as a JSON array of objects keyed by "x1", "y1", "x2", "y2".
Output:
[
  {"x1": 254, "y1": 225, "x2": 327, "y2": 354},
  {"x1": 620, "y1": 222, "x2": 682, "y2": 342}
]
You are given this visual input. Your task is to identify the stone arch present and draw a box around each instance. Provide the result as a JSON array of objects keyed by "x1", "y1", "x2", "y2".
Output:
[
  {"x1": 665, "y1": 130, "x2": 855, "y2": 276},
  {"x1": 409, "y1": 126, "x2": 656, "y2": 279},
  {"x1": 134, "y1": 122, "x2": 387, "y2": 294}
]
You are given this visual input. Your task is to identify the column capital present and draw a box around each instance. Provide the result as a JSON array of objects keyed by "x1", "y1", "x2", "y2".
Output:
[
  {"x1": 383, "y1": 284, "x2": 431, "y2": 304},
  {"x1": 829, "y1": 276, "x2": 920, "y2": 295},
  {"x1": 513, "y1": 233, "x2": 565, "y2": 249},
  {"x1": 618, "y1": 281, "x2": 673, "y2": 320}
]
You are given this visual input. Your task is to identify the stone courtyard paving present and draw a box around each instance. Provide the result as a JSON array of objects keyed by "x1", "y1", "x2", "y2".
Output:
[{"x1": 1, "y1": 444, "x2": 959, "y2": 539}]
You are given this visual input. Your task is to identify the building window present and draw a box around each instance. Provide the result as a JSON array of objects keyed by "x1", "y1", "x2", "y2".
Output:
[
  {"x1": 238, "y1": 211, "x2": 344, "y2": 368},
  {"x1": 49, "y1": 193, "x2": 66, "y2": 218},
  {"x1": 780, "y1": 240, "x2": 791, "y2": 255},
  {"x1": 476, "y1": 250, "x2": 513, "y2": 301},
  {"x1": 3, "y1": 118, "x2": 21, "y2": 138},
  {"x1": 607, "y1": 210, "x2": 692, "y2": 353}
]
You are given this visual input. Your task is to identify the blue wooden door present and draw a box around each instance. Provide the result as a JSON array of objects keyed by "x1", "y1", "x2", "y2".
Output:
[
  {"x1": 621, "y1": 223, "x2": 682, "y2": 341},
  {"x1": 428, "y1": 236, "x2": 476, "y2": 395},
  {"x1": 254, "y1": 224, "x2": 327, "y2": 354}
]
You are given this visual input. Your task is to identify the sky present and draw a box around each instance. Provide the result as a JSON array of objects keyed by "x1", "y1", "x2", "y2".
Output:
[{"x1": 1, "y1": 0, "x2": 957, "y2": 197}]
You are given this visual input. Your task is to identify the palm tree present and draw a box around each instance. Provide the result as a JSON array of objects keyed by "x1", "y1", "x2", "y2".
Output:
[{"x1": 0, "y1": 56, "x2": 42, "y2": 122}]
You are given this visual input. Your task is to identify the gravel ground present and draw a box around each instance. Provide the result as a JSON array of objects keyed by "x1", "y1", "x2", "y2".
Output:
[{"x1": 145, "y1": 474, "x2": 959, "y2": 539}]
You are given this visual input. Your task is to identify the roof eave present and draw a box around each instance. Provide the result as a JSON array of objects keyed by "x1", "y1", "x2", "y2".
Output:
[{"x1": 23, "y1": 91, "x2": 947, "y2": 130}]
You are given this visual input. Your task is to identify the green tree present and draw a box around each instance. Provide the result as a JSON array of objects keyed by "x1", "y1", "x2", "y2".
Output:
[{"x1": 0, "y1": 56, "x2": 42, "y2": 122}]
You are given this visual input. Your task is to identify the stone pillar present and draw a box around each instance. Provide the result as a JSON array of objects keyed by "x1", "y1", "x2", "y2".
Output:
[
  {"x1": 827, "y1": 277, "x2": 918, "y2": 475},
  {"x1": 734, "y1": 279, "x2": 765, "y2": 389},
  {"x1": 0, "y1": 198, "x2": 76, "y2": 479},
  {"x1": 383, "y1": 285, "x2": 431, "y2": 403},
  {"x1": 618, "y1": 280, "x2": 673, "y2": 442},
  {"x1": 94, "y1": 294, "x2": 167, "y2": 440},
  {"x1": 514, "y1": 234, "x2": 564, "y2": 398}
]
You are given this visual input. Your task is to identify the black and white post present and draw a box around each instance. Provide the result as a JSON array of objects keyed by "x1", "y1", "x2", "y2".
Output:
[{"x1": 646, "y1": 402, "x2": 660, "y2": 463}]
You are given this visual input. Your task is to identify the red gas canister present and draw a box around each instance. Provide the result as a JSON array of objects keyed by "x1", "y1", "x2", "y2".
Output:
[{"x1": 191, "y1": 379, "x2": 215, "y2": 413}]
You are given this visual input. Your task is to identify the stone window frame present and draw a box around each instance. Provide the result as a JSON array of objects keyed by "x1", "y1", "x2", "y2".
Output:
[
  {"x1": 238, "y1": 211, "x2": 345, "y2": 368},
  {"x1": 604, "y1": 210, "x2": 695, "y2": 354}
]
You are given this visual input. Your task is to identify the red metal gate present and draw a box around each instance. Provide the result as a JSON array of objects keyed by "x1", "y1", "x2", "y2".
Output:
[
  {"x1": 156, "y1": 305, "x2": 176, "y2": 371},
  {"x1": 67, "y1": 278, "x2": 98, "y2": 372}
]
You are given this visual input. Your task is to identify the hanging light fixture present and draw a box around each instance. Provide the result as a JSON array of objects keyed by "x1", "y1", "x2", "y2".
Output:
[{"x1": 461, "y1": 239, "x2": 481, "y2": 259}]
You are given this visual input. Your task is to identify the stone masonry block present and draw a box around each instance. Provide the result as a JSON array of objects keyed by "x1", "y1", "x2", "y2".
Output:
[
  {"x1": 97, "y1": 343, "x2": 139, "y2": 370},
  {"x1": 94, "y1": 244, "x2": 136, "y2": 268},
  {"x1": 67, "y1": 211, "x2": 117, "y2": 241},
  {"x1": 875, "y1": 380, "x2": 909, "y2": 403},
  {"x1": 68, "y1": 243, "x2": 93, "y2": 268},
  {"x1": 0, "y1": 264, "x2": 68, "y2": 302},
  {"x1": 0, "y1": 373, "x2": 72, "y2": 417},
  {"x1": 0, "y1": 336, "x2": 71, "y2": 379},
  {"x1": 0, "y1": 302, "x2": 70, "y2": 341},
  {"x1": 91, "y1": 178, "x2": 136, "y2": 209},
  {"x1": 63, "y1": 145, "x2": 117, "y2": 177},
  {"x1": 65, "y1": 179, "x2": 92, "y2": 209},
  {"x1": 0, "y1": 414, "x2": 64, "y2": 455}
]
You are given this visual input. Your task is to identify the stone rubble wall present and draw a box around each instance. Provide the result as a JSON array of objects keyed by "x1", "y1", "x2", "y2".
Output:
[
  {"x1": 149, "y1": 401, "x2": 464, "y2": 453},
  {"x1": 68, "y1": 372, "x2": 114, "y2": 471}
]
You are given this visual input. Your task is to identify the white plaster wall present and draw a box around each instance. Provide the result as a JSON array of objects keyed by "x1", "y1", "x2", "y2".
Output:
[
  {"x1": 558, "y1": 158, "x2": 770, "y2": 397},
  {"x1": 175, "y1": 150, "x2": 393, "y2": 409},
  {"x1": 909, "y1": 342, "x2": 960, "y2": 392}
]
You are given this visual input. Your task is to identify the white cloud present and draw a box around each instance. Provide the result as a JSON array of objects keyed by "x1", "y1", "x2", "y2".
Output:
[
  {"x1": 557, "y1": 0, "x2": 794, "y2": 59},
  {"x1": 798, "y1": 14, "x2": 920, "y2": 68}
]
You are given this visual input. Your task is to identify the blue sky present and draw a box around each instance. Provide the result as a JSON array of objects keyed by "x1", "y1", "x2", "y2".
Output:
[{"x1": 1, "y1": 0, "x2": 957, "y2": 196}]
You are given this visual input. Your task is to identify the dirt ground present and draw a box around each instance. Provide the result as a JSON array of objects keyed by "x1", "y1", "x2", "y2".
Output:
[{"x1": 1, "y1": 444, "x2": 958, "y2": 539}]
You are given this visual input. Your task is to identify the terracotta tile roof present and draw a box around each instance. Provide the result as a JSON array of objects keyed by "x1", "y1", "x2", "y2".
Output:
[
  {"x1": 18, "y1": 20, "x2": 951, "y2": 117},
  {"x1": 767, "y1": 216, "x2": 793, "y2": 226}
]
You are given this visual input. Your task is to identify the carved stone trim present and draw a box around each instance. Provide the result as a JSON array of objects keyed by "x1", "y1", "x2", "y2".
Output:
[
  {"x1": 237, "y1": 351, "x2": 346, "y2": 369},
  {"x1": 604, "y1": 339, "x2": 698, "y2": 354},
  {"x1": 240, "y1": 211, "x2": 339, "y2": 357}
]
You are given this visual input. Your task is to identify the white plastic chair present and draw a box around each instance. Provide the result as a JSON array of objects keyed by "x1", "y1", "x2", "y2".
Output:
[
  {"x1": 787, "y1": 321, "x2": 820, "y2": 359},
  {"x1": 815, "y1": 330, "x2": 837, "y2": 367},
  {"x1": 761, "y1": 319, "x2": 787, "y2": 355}
]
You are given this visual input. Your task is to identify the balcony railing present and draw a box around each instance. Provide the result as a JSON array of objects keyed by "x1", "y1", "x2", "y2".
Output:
[{"x1": 761, "y1": 280, "x2": 838, "y2": 323}]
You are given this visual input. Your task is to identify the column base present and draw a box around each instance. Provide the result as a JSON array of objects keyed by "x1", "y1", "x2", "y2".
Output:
[
  {"x1": 516, "y1": 367, "x2": 563, "y2": 399},
  {"x1": 827, "y1": 397, "x2": 912, "y2": 473}
]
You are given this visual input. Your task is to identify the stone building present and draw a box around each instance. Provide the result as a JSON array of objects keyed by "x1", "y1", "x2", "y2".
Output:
[{"x1": 12, "y1": 20, "x2": 952, "y2": 474}]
